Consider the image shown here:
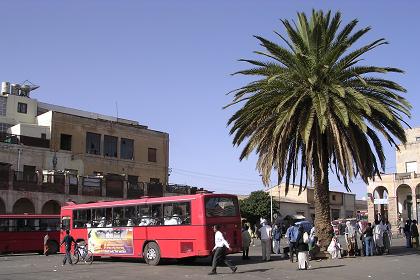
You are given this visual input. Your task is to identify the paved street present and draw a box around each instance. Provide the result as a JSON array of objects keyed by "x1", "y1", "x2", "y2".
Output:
[{"x1": 0, "y1": 238, "x2": 418, "y2": 280}]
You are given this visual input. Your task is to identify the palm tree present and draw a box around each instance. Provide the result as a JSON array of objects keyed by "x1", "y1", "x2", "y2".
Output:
[{"x1": 226, "y1": 10, "x2": 411, "y2": 249}]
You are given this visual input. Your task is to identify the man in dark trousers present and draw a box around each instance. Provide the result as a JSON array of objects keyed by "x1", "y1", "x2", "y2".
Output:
[
  {"x1": 60, "y1": 230, "x2": 76, "y2": 265},
  {"x1": 208, "y1": 225, "x2": 237, "y2": 275}
]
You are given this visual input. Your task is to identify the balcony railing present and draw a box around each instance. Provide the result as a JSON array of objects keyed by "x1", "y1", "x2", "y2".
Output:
[
  {"x1": 82, "y1": 176, "x2": 102, "y2": 196},
  {"x1": 105, "y1": 175, "x2": 124, "y2": 198},
  {"x1": 13, "y1": 171, "x2": 40, "y2": 191},
  {"x1": 0, "y1": 132, "x2": 49, "y2": 148},
  {"x1": 395, "y1": 172, "x2": 412, "y2": 180},
  {"x1": 127, "y1": 182, "x2": 145, "y2": 199},
  {"x1": 166, "y1": 184, "x2": 191, "y2": 195},
  {"x1": 42, "y1": 174, "x2": 65, "y2": 194}
]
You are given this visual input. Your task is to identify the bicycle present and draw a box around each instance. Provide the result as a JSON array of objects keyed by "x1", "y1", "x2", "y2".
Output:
[{"x1": 73, "y1": 243, "x2": 94, "y2": 265}]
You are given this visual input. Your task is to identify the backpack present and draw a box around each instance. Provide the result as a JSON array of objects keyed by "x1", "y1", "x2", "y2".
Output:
[{"x1": 303, "y1": 232, "x2": 309, "y2": 244}]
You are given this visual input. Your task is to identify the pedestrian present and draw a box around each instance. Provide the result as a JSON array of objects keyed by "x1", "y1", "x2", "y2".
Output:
[
  {"x1": 259, "y1": 219, "x2": 272, "y2": 261},
  {"x1": 404, "y1": 219, "x2": 412, "y2": 248},
  {"x1": 249, "y1": 224, "x2": 255, "y2": 246},
  {"x1": 272, "y1": 224, "x2": 281, "y2": 254},
  {"x1": 43, "y1": 233, "x2": 49, "y2": 256},
  {"x1": 362, "y1": 223, "x2": 374, "y2": 256},
  {"x1": 327, "y1": 236, "x2": 342, "y2": 259},
  {"x1": 411, "y1": 220, "x2": 419, "y2": 249},
  {"x1": 208, "y1": 225, "x2": 237, "y2": 275},
  {"x1": 345, "y1": 221, "x2": 356, "y2": 256},
  {"x1": 373, "y1": 220, "x2": 384, "y2": 255},
  {"x1": 296, "y1": 226, "x2": 310, "y2": 270},
  {"x1": 383, "y1": 220, "x2": 391, "y2": 254},
  {"x1": 242, "y1": 224, "x2": 251, "y2": 260},
  {"x1": 286, "y1": 223, "x2": 298, "y2": 262},
  {"x1": 60, "y1": 230, "x2": 76, "y2": 266}
]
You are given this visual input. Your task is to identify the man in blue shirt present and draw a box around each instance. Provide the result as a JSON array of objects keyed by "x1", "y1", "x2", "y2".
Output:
[
  {"x1": 286, "y1": 224, "x2": 298, "y2": 262},
  {"x1": 60, "y1": 230, "x2": 76, "y2": 265}
]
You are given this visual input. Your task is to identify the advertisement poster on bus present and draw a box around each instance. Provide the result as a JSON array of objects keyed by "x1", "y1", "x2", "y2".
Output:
[{"x1": 88, "y1": 227, "x2": 134, "y2": 255}]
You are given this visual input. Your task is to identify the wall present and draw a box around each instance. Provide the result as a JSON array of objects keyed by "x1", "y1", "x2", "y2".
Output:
[
  {"x1": 9, "y1": 123, "x2": 50, "y2": 139},
  {"x1": 2, "y1": 95, "x2": 37, "y2": 125},
  {"x1": 50, "y1": 112, "x2": 169, "y2": 183}
]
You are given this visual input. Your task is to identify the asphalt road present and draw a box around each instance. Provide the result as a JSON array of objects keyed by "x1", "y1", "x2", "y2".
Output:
[{"x1": 0, "y1": 238, "x2": 418, "y2": 280}]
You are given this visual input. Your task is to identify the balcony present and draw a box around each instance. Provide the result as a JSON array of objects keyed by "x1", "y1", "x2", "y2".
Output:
[
  {"x1": 105, "y1": 174, "x2": 124, "y2": 198},
  {"x1": 42, "y1": 173, "x2": 65, "y2": 194},
  {"x1": 13, "y1": 171, "x2": 40, "y2": 192},
  {"x1": 0, "y1": 132, "x2": 49, "y2": 149},
  {"x1": 147, "y1": 182, "x2": 164, "y2": 197},
  {"x1": 127, "y1": 182, "x2": 145, "y2": 199},
  {"x1": 82, "y1": 176, "x2": 102, "y2": 196},
  {"x1": 395, "y1": 172, "x2": 412, "y2": 180},
  {"x1": 67, "y1": 174, "x2": 79, "y2": 195},
  {"x1": 166, "y1": 184, "x2": 191, "y2": 195}
]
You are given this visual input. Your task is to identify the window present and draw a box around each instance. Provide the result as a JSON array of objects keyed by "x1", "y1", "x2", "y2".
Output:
[
  {"x1": 416, "y1": 137, "x2": 420, "y2": 142},
  {"x1": 332, "y1": 195, "x2": 336, "y2": 201},
  {"x1": 128, "y1": 175, "x2": 138, "y2": 189},
  {"x1": 73, "y1": 209, "x2": 92, "y2": 228},
  {"x1": 150, "y1": 178, "x2": 160, "y2": 183},
  {"x1": 406, "y1": 161, "x2": 417, "y2": 173},
  {"x1": 150, "y1": 204, "x2": 163, "y2": 225},
  {"x1": 104, "y1": 135, "x2": 118, "y2": 157},
  {"x1": 205, "y1": 197, "x2": 238, "y2": 217},
  {"x1": 0, "y1": 96, "x2": 6, "y2": 116},
  {"x1": 163, "y1": 202, "x2": 191, "y2": 225},
  {"x1": 60, "y1": 134, "x2": 72, "y2": 151},
  {"x1": 112, "y1": 207, "x2": 124, "y2": 226},
  {"x1": 41, "y1": 133, "x2": 46, "y2": 140},
  {"x1": 86, "y1": 132, "x2": 101, "y2": 155},
  {"x1": 0, "y1": 219, "x2": 9, "y2": 231},
  {"x1": 148, "y1": 148, "x2": 157, "y2": 162},
  {"x1": 120, "y1": 138, "x2": 134, "y2": 160},
  {"x1": 17, "y1": 102, "x2": 27, "y2": 114},
  {"x1": 0, "y1": 123, "x2": 11, "y2": 133},
  {"x1": 331, "y1": 209, "x2": 340, "y2": 220}
]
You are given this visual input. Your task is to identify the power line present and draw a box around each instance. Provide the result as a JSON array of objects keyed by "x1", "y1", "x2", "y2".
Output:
[{"x1": 170, "y1": 167, "x2": 262, "y2": 183}]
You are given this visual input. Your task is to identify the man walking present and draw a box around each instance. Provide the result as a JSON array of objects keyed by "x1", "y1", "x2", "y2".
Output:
[
  {"x1": 411, "y1": 220, "x2": 419, "y2": 249},
  {"x1": 259, "y1": 219, "x2": 272, "y2": 261},
  {"x1": 286, "y1": 224, "x2": 298, "y2": 262},
  {"x1": 60, "y1": 230, "x2": 76, "y2": 266},
  {"x1": 209, "y1": 225, "x2": 237, "y2": 275}
]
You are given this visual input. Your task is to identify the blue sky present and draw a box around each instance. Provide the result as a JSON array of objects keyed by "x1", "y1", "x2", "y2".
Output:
[{"x1": 1, "y1": 1, "x2": 419, "y2": 199}]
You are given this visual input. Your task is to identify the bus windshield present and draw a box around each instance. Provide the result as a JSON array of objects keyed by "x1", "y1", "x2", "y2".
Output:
[{"x1": 205, "y1": 197, "x2": 238, "y2": 217}]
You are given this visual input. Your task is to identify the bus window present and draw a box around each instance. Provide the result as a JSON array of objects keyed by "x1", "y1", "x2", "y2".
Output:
[
  {"x1": 205, "y1": 197, "x2": 238, "y2": 217},
  {"x1": 15, "y1": 219, "x2": 37, "y2": 231},
  {"x1": 73, "y1": 209, "x2": 91, "y2": 228},
  {"x1": 150, "y1": 204, "x2": 162, "y2": 226},
  {"x1": 105, "y1": 208, "x2": 112, "y2": 227},
  {"x1": 163, "y1": 202, "x2": 191, "y2": 225},
  {"x1": 0, "y1": 219, "x2": 9, "y2": 231},
  {"x1": 138, "y1": 205, "x2": 151, "y2": 226},
  {"x1": 40, "y1": 218, "x2": 61, "y2": 231},
  {"x1": 177, "y1": 202, "x2": 191, "y2": 225},
  {"x1": 92, "y1": 208, "x2": 105, "y2": 227},
  {"x1": 62, "y1": 216, "x2": 70, "y2": 230},
  {"x1": 113, "y1": 207, "x2": 123, "y2": 227},
  {"x1": 124, "y1": 206, "x2": 137, "y2": 226}
]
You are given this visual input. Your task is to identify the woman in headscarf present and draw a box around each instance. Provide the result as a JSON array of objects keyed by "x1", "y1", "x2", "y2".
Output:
[
  {"x1": 296, "y1": 225, "x2": 310, "y2": 270},
  {"x1": 327, "y1": 236, "x2": 342, "y2": 259},
  {"x1": 373, "y1": 220, "x2": 384, "y2": 255}
]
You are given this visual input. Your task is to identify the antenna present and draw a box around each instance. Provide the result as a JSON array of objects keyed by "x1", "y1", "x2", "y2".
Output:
[{"x1": 115, "y1": 101, "x2": 119, "y2": 121}]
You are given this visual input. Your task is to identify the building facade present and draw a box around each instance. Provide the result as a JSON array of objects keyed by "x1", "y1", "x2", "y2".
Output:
[
  {"x1": 367, "y1": 128, "x2": 420, "y2": 233},
  {"x1": 0, "y1": 81, "x2": 171, "y2": 214},
  {"x1": 266, "y1": 184, "x2": 356, "y2": 222}
]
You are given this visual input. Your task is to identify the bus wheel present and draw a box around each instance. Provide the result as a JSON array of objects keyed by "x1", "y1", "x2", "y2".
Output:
[
  {"x1": 144, "y1": 242, "x2": 161, "y2": 265},
  {"x1": 47, "y1": 240, "x2": 59, "y2": 254}
]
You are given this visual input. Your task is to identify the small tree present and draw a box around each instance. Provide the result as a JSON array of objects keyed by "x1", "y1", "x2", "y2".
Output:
[{"x1": 240, "y1": 190, "x2": 278, "y2": 225}]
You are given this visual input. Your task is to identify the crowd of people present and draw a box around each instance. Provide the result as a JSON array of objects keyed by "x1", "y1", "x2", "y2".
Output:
[{"x1": 238, "y1": 216, "x2": 420, "y2": 271}]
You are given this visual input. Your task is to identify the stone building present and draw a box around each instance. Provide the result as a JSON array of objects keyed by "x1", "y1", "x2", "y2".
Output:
[
  {"x1": 367, "y1": 128, "x2": 420, "y2": 233},
  {"x1": 266, "y1": 184, "x2": 356, "y2": 222},
  {"x1": 0, "y1": 81, "x2": 172, "y2": 214}
]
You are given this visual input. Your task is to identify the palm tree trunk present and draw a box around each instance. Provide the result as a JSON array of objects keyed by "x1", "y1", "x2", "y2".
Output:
[{"x1": 313, "y1": 150, "x2": 332, "y2": 253}]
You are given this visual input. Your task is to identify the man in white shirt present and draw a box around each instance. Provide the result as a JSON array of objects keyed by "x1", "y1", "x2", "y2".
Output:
[
  {"x1": 259, "y1": 219, "x2": 272, "y2": 261},
  {"x1": 209, "y1": 225, "x2": 237, "y2": 275}
]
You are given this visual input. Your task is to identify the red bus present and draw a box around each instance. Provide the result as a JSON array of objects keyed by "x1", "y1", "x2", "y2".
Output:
[
  {"x1": 0, "y1": 214, "x2": 61, "y2": 254},
  {"x1": 60, "y1": 193, "x2": 242, "y2": 265}
]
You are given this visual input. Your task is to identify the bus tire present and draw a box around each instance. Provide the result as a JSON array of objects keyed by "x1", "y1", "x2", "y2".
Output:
[
  {"x1": 47, "y1": 240, "x2": 59, "y2": 254},
  {"x1": 143, "y1": 242, "x2": 161, "y2": 266}
]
